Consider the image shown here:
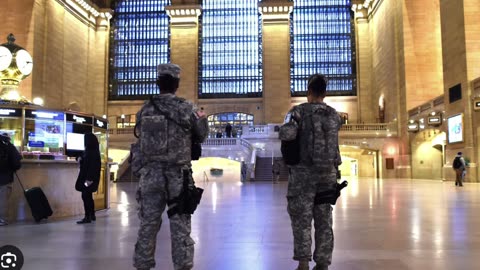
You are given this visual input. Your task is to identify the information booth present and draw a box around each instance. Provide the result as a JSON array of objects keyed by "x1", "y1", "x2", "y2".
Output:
[{"x1": 0, "y1": 104, "x2": 109, "y2": 222}]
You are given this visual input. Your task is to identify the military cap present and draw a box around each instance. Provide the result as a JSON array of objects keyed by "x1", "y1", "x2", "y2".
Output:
[{"x1": 157, "y1": 63, "x2": 181, "y2": 78}]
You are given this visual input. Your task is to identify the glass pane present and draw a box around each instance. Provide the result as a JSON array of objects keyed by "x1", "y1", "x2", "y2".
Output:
[
  {"x1": 110, "y1": 0, "x2": 171, "y2": 99},
  {"x1": 0, "y1": 117, "x2": 22, "y2": 150},
  {"x1": 291, "y1": 0, "x2": 356, "y2": 96},
  {"x1": 199, "y1": 0, "x2": 262, "y2": 98},
  {"x1": 24, "y1": 117, "x2": 65, "y2": 155}
]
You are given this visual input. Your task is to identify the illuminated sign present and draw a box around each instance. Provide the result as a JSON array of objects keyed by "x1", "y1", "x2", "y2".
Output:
[
  {"x1": 427, "y1": 116, "x2": 442, "y2": 125},
  {"x1": 25, "y1": 109, "x2": 64, "y2": 120},
  {"x1": 447, "y1": 114, "x2": 463, "y2": 143},
  {"x1": 0, "y1": 108, "x2": 22, "y2": 117},
  {"x1": 407, "y1": 123, "x2": 419, "y2": 132},
  {"x1": 94, "y1": 118, "x2": 108, "y2": 129},
  {"x1": 474, "y1": 98, "x2": 480, "y2": 111},
  {"x1": 66, "y1": 113, "x2": 93, "y2": 125}
]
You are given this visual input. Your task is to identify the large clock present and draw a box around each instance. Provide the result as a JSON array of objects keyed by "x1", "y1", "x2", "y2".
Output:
[
  {"x1": 15, "y1": 49, "x2": 33, "y2": 75},
  {"x1": 0, "y1": 46, "x2": 12, "y2": 71}
]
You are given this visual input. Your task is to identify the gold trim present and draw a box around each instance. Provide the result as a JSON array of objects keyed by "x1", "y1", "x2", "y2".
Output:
[{"x1": 53, "y1": 0, "x2": 113, "y2": 29}]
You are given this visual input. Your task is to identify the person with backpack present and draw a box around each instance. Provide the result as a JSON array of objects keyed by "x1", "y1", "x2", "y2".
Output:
[
  {"x1": 453, "y1": 151, "x2": 466, "y2": 187},
  {"x1": 0, "y1": 133, "x2": 22, "y2": 226},
  {"x1": 132, "y1": 63, "x2": 208, "y2": 270},
  {"x1": 279, "y1": 74, "x2": 343, "y2": 270}
]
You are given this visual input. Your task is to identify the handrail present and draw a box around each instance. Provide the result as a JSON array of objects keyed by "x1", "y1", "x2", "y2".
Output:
[
  {"x1": 203, "y1": 171, "x2": 209, "y2": 184},
  {"x1": 340, "y1": 123, "x2": 392, "y2": 131},
  {"x1": 202, "y1": 138, "x2": 237, "y2": 146},
  {"x1": 109, "y1": 122, "x2": 397, "y2": 135}
]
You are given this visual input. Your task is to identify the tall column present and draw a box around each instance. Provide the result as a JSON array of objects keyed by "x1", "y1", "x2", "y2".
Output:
[
  {"x1": 166, "y1": 4, "x2": 201, "y2": 103},
  {"x1": 259, "y1": 0, "x2": 293, "y2": 124},
  {"x1": 440, "y1": 0, "x2": 480, "y2": 182}
]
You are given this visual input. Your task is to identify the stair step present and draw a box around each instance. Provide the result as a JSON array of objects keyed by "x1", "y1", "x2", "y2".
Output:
[{"x1": 254, "y1": 157, "x2": 288, "y2": 181}]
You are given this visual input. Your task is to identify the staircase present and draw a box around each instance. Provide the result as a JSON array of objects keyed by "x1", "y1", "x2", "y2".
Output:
[
  {"x1": 254, "y1": 157, "x2": 288, "y2": 181},
  {"x1": 117, "y1": 165, "x2": 139, "y2": 182}
]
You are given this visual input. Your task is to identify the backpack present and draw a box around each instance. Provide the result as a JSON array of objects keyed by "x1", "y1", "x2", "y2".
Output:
[
  {"x1": 303, "y1": 105, "x2": 340, "y2": 169},
  {"x1": 0, "y1": 139, "x2": 21, "y2": 172},
  {"x1": 0, "y1": 140, "x2": 9, "y2": 170},
  {"x1": 453, "y1": 157, "x2": 462, "y2": 169},
  {"x1": 280, "y1": 104, "x2": 340, "y2": 169},
  {"x1": 129, "y1": 97, "x2": 202, "y2": 177},
  {"x1": 280, "y1": 111, "x2": 301, "y2": 165}
]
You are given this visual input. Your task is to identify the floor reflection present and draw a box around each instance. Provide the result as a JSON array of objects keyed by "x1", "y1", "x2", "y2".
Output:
[{"x1": 1, "y1": 178, "x2": 480, "y2": 270}]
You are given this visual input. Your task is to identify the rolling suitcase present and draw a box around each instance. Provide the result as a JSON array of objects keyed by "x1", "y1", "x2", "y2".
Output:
[{"x1": 15, "y1": 173, "x2": 53, "y2": 222}]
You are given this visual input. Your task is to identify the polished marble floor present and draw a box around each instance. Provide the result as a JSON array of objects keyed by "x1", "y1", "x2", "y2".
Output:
[{"x1": 1, "y1": 178, "x2": 480, "y2": 270}]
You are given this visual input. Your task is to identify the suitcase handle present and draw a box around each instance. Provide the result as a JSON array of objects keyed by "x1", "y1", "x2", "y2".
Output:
[{"x1": 15, "y1": 172, "x2": 26, "y2": 191}]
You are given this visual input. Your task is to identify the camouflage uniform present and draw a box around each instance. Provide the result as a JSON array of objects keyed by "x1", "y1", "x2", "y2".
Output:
[
  {"x1": 279, "y1": 102, "x2": 342, "y2": 267},
  {"x1": 133, "y1": 93, "x2": 208, "y2": 270}
]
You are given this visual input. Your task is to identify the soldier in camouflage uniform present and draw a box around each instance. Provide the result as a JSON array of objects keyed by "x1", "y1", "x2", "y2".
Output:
[
  {"x1": 279, "y1": 74, "x2": 342, "y2": 270},
  {"x1": 133, "y1": 63, "x2": 208, "y2": 270}
]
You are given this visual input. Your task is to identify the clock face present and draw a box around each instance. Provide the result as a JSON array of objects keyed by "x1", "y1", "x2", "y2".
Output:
[
  {"x1": 15, "y1": 49, "x2": 33, "y2": 75},
  {"x1": 0, "y1": 46, "x2": 13, "y2": 71}
]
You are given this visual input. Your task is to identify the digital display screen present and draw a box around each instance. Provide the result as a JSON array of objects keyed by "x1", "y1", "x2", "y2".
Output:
[
  {"x1": 66, "y1": 133, "x2": 85, "y2": 151},
  {"x1": 447, "y1": 114, "x2": 463, "y2": 143},
  {"x1": 27, "y1": 120, "x2": 64, "y2": 148}
]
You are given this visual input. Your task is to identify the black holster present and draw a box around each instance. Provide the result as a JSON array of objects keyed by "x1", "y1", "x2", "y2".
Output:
[
  {"x1": 314, "y1": 180, "x2": 348, "y2": 205},
  {"x1": 167, "y1": 169, "x2": 204, "y2": 218}
]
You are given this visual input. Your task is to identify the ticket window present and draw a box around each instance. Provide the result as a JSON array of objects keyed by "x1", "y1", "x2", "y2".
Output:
[
  {"x1": 65, "y1": 113, "x2": 94, "y2": 158},
  {"x1": 23, "y1": 110, "x2": 65, "y2": 156},
  {"x1": 0, "y1": 107, "x2": 23, "y2": 151}
]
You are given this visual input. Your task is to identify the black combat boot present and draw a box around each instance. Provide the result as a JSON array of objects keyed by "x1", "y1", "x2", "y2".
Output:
[{"x1": 76, "y1": 216, "x2": 91, "y2": 224}]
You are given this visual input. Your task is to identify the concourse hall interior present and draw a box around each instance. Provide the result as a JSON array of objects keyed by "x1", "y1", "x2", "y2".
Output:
[{"x1": 1, "y1": 0, "x2": 480, "y2": 270}]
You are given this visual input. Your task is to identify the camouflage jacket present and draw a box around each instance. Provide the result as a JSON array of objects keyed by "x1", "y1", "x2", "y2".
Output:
[
  {"x1": 134, "y1": 94, "x2": 208, "y2": 167},
  {"x1": 279, "y1": 102, "x2": 342, "y2": 169}
]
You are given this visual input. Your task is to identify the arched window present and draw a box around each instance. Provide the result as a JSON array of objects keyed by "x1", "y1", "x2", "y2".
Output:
[
  {"x1": 109, "y1": 0, "x2": 171, "y2": 100},
  {"x1": 207, "y1": 113, "x2": 254, "y2": 137},
  {"x1": 199, "y1": 0, "x2": 262, "y2": 98},
  {"x1": 290, "y1": 0, "x2": 356, "y2": 96}
]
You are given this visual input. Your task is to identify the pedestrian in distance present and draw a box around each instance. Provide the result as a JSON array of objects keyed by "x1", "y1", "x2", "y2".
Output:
[{"x1": 452, "y1": 151, "x2": 466, "y2": 187}]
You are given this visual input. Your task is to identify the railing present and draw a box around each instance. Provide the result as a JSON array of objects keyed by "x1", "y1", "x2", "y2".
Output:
[
  {"x1": 340, "y1": 123, "x2": 397, "y2": 137},
  {"x1": 340, "y1": 123, "x2": 391, "y2": 131},
  {"x1": 110, "y1": 121, "x2": 397, "y2": 137},
  {"x1": 201, "y1": 138, "x2": 256, "y2": 180},
  {"x1": 202, "y1": 138, "x2": 237, "y2": 146},
  {"x1": 109, "y1": 128, "x2": 134, "y2": 135}
]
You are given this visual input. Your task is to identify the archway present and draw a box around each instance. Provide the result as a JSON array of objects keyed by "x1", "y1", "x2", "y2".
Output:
[
  {"x1": 207, "y1": 112, "x2": 254, "y2": 138},
  {"x1": 339, "y1": 146, "x2": 377, "y2": 179},
  {"x1": 411, "y1": 130, "x2": 445, "y2": 180}
]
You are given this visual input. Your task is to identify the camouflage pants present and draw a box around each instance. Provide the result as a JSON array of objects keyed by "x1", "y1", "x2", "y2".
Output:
[
  {"x1": 133, "y1": 165, "x2": 195, "y2": 270},
  {"x1": 287, "y1": 166, "x2": 336, "y2": 266}
]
